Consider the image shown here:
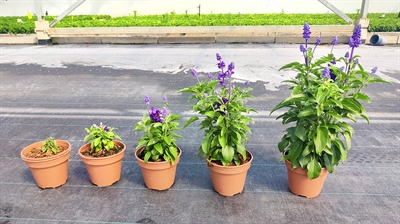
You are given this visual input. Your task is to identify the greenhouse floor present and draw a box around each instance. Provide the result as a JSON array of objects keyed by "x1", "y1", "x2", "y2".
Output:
[{"x1": 0, "y1": 44, "x2": 399, "y2": 223}]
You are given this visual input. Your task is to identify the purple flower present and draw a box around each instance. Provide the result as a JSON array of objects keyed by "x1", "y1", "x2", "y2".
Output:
[
  {"x1": 349, "y1": 24, "x2": 362, "y2": 48},
  {"x1": 371, "y1": 67, "x2": 378, "y2": 74},
  {"x1": 340, "y1": 66, "x2": 345, "y2": 72},
  {"x1": 103, "y1": 125, "x2": 109, "y2": 132},
  {"x1": 190, "y1": 68, "x2": 198, "y2": 77},
  {"x1": 322, "y1": 66, "x2": 330, "y2": 78},
  {"x1": 354, "y1": 58, "x2": 359, "y2": 65},
  {"x1": 331, "y1": 36, "x2": 338, "y2": 45},
  {"x1": 144, "y1": 94, "x2": 150, "y2": 105},
  {"x1": 149, "y1": 107, "x2": 162, "y2": 123},
  {"x1": 219, "y1": 80, "x2": 226, "y2": 87},
  {"x1": 300, "y1": 44, "x2": 307, "y2": 53},
  {"x1": 162, "y1": 106, "x2": 168, "y2": 118},
  {"x1": 332, "y1": 57, "x2": 336, "y2": 65},
  {"x1": 218, "y1": 60, "x2": 226, "y2": 69},
  {"x1": 228, "y1": 62, "x2": 235, "y2": 71},
  {"x1": 303, "y1": 22, "x2": 311, "y2": 40},
  {"x1": 345, "y1": 52, "x2": 349, "y2": 59},
  {"x1": 245, "y1": 80, "x2": 250, "y2": 86},
  {"x1": 222, "y1": 97, "x2": 229, "y2": 104},
  {"x1": 216, "y1": 53, "x2": 222, "y2": 61},
  {"x1": 163, "y1": 95, "x2": 168, "y2": 103},
  {"x1": 208, "y1": 72, "x2": 213, "y2": 80},
  {"x1": 315, "y1": 36, "x2": 321, "y2": 45}
]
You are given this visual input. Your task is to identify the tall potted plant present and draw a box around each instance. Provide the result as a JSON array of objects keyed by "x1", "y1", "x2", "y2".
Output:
[
  {"x1": 133, "y1": 95, "x2": 183, "y2": 190},
  {"x1": 78, "y1": 122, "x2": 126, "y2": 187},
  {"x1": 180, "y1": 53, "x2": 257, "y2": 196},
  {"x1": 21, "y1": 137, "x2": 71, "y2": 188},
  {"x1": 270, "y1": 23, "x2": 391, "y2": 198}
]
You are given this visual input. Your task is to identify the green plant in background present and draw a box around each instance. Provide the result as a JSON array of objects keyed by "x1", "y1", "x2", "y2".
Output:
[
  {"x1": 134, "y1": 95, "x2": 183, "y2": 165},
  {"x1": 180, "y1": 54, "x2": 256, "y2": 166},
  {"x1": 1, "y1": 13, "x2": 399, "y2": 34},
  {"x1": 41, "y1": 137, "x2": 59, "y2": 154},
  {"x1": 84, "y1": 122, "x2": 122, "y2": 153},
  {"x1": 271, "y1": 23, "x2": 391, "y2": 179}
]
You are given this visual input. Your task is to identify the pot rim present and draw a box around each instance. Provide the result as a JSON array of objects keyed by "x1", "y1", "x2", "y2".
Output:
[{"x1": 20, "y1": 139, "x2": 71, "y2": 162}]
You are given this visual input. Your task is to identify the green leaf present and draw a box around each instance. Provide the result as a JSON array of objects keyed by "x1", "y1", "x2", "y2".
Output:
[
  {"x1": 294, "y1": 125, "x2": 307, "y2": 141},
  {"x1": 183, "y1": 116, "x2": 199, "y2": 129},
  {"x1": 144, "y1": 151, "x2": 151, "y2": 163},
  {"x1": 221, "y1": 145, "x2": 234, "y2": 164},
  {"x1": 307, "y1": 158, "x2": 322, "y2": 179},
  {"x1": 297, "y1": 108, "x2": 314, "y2": 117},
  {"x1": 326, "y1": 111, "x2": 342, "y2": 122},
  {"x1": 218, "y1": 135, "x2": 227, "y2": 148},
  {"x1": 323, "y1": 154, "x2": 334, "y2": 173},
  {"x1": 314, "y1": 126, "x2": 328, "y2": 155},
  {"x1": 154, "y1": 143, "x2": 163, "y2": 155}
]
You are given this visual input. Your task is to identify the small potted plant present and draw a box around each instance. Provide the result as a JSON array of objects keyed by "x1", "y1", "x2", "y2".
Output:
[
  {"x1": 270, "y1": 23, "x2": 391, "y2": 198},
  {"x1": 179, "y1": 53, "x2": 257, "y2": 196},
  {"x1": 78, "y1": 122, "x2": 126, "y2": 187},
  {"x1": 20, "y1": 137, "x2": 71, "y2": 188},
  {"x1": 133, "y1": 95, "x2": 183, "y2": 190}
]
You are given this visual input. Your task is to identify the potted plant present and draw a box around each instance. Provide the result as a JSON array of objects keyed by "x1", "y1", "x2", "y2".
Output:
[
  {"x1": 270, "y1": 23, "x2": 391, "y2": 198},
  {"x1": 133, "y1": 95, "x2": 183, "y2": 190},
  {"x1": 20, "y1": 137, "x2": 71, "y2": 188},
  {"x1": 179, "y1": 53, "x2": 257, "y2": 196},
  {"x1": 78, "y1": 122, "x2": 126, "y2": 187}
]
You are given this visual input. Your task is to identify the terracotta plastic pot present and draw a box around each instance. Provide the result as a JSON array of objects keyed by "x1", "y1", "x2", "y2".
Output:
[
  {"x1": 135, "y1": 146, "x2": 181, "y2": 191},
  {"x1": 207, "y1": 150, "x2": 253, "y2": 196},
  {"x1": 20, "y1": 140, "x2": 71, "y2": 189},
  {"x1": 285, "y1": 160, "x2": 328, "y2": 198},
  {"x1": 78, "y1": 140, "x2": 126, "y2": 187}
]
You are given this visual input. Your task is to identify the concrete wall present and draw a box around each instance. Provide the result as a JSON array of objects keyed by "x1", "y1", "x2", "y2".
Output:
[{"x1": 0, "y1": 0, "x2": 398, "y2": 17}]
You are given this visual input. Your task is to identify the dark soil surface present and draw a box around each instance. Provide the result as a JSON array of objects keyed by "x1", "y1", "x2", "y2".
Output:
[{"x1": 80, "y1": 142, "x2": 124, "y2": 157}]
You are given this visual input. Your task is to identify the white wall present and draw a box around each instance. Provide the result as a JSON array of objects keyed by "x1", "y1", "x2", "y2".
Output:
[{"x1": 0, "y1": 0, "x2": 398, "y2": 17}]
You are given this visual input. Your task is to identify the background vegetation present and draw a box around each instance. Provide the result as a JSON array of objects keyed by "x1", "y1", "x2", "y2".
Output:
[{"x1": 1, "y1": 12, "x2": 398, "y2": 34}]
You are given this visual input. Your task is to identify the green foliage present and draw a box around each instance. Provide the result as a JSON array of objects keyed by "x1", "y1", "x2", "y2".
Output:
[
  {"x1": 1, "y1": 13, "x2": 398, "y2": 34},
  {"x1": 84, "y1": 122, "x2": 122, "y2": 153},
  {"x1": 179, "y1": 55, "x2": 256, "y2": 166},
  {"x1": 41, "y1": 137, "x2": 60, "y2": 154},
  {"x1": 271, "y1": 25, "x2": 392, "y2": 179},
  {"x1": 133, "y1": 97, "x2": 183, "y2": 165},
  {"x1": 367, "y1": 13, "x2": 400, "y2": 32}
]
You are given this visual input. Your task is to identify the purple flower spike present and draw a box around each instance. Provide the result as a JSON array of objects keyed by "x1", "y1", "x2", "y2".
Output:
[
  {"x1": 162, "y1": 106, "x2": 168, "y2": 118},
  {"x1": 316, "y1": 36, "x2": 321, "y2": 45},
  {"x1": 218, "y1": 60, "x2": 226, "y2": 69},
  {"x1": 300, "y1": 44, "x2": 307, "y2": 53},
  {"x1": 216, "y1": 53, "x2": 222, "y2": 61},
  {"x1": 163, "y1": 95, "x2": 168, "y2": 103},
  {"x1": 149, "y1": 107, "x2": 162, "y2": 123},
  {"x1": 348, "y1": 24, "x2": 362, "y2": 48},
  {"x1": 228, "y1": 62, "x2": 235, "y2": 71},
  {"x1": 371, "y1": 67, "x2": 378, "y2": 74},
  {"x1": 144, "y1": 94, "x2": 150, "y2": 105},
  {"x1": 302, "y1": 22, "x2": 311, "y2": 40},
  {"x1": 322, "y1": 66, "x2": 330, "y2": 78},
  {"x1": 331, "y1": 36, "x2": 338, "y2": 45},
  {"x1": 208, "y1": 72, "x2": 213, "y2": 80},
  {"x1": 245, "y1": 80, "x2": 250, "y2": 86},
  {"x1": 190, "y1": 68, "x2": 198, "y2": 77}
]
